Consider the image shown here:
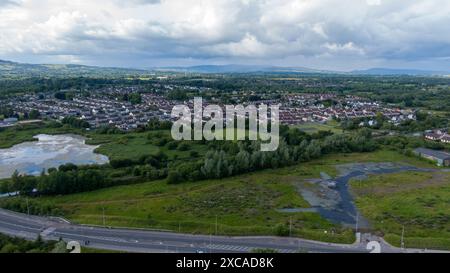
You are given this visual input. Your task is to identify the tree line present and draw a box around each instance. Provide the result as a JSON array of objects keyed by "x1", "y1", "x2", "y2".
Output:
[
  {"x1": 0, "y1": 126, "x2": 378, "y2": 196},
  {"x1": 167, "y1": 128, "x2": 377, "y2": 184},
  {"x1": 0, "y1": 234, "x2": 65, "y2": 253}
]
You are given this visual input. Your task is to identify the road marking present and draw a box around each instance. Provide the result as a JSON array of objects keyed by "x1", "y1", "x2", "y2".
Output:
[
  {"x1": 53, "y1": 232, "x2": 129, "y2": 243},
  {"x1": 206, "y1": 243, "x2": 298, "y2": 253},
  {"x1": 0, "y1": 219, "x2": 43, "y2": 232},
  {"x1": 41, "y1": 227, "x2": 56, "y2": 237},
  {"x1": 207, "y1": 244, "x2": 253, "y2": 252}
]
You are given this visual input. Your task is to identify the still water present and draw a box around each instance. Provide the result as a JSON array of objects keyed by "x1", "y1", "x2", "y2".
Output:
[{"x1": 0, "y1": 134, "x2": 109, "y2": 179}]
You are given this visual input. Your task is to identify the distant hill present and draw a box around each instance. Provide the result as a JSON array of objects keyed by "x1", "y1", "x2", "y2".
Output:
[
  {"x1": 351, "y1": 68, "x2": 448, "y2": 76},
  {"x1": 0, "y1": 59, "x2": 147, "y2": 79},
  {"x1": 153, "y1": 64, "x2": 334, "y2": 74},
  {"x1": 155, "y1": 64, "x2": 449, "y2": 76},
  {"x1": 1, "y1": 59, "x2": 448, "y2": 78}
]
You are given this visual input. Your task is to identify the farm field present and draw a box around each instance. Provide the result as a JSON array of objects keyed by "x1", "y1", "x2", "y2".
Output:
[{"x1": 350, "y1": 171, "x2": 450, "y2": 250}]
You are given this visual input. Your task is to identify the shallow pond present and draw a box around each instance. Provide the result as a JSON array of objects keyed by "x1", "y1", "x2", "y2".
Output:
[{"x1": 0, "y1": 134, "x2": 109, "y2": 179}]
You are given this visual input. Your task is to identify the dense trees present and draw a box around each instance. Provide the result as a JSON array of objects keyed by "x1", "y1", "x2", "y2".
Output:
[
  {"x1": 167, "y1": 89, "x2": 188, "y2": 100},
  {"x1": 54, "y1": 91, "x2": 74, "y2": 100},
  {"x1": 0, "y1": 106, "x2": 15, "y2": 118},
  {"x1": 0, "y1": 234, "x2": 64, "y2": 253},
  {"x1": 201, "y1": 150, "x2": 233, "y2": 179},
  {"x1": 0, "y1": 108, "x2": 40, "y2": 120},
  {"x1": 0, "y1": 148, "x2": 174, "y2": 196},
  {"x1": 62, "y1": 116, "x2": 90, "y2": 128},
  {"x1": 110, "y1": 152, "x2": 168, "y2": 169},
  {"x1": 1, "y1": 163, "x2": 165, "y2": 197},
  {"x1": 122, "y1": 93, "x2": 142, "y2": 104},
  {"x1": 144, "y1": 118, "x2": 173, "y2": 131},
  {"x1": 167, "y1": 128, "x2": 377, "y2": 184},
  {"x1": 167, "y1": 161, "x2": 203, "y2": 184},
  {"x1": 377, "y1": 134, "x2": 447, "y2": 153},
  {"x1": 341, "y1": 111, "x2": 448, "y2": 133},
  {"x1": 28, "y1": 109, "x2": 40, "y2": 119},
  {"x1": 37, "y1": 168, "x2": 106, "y2": 195},
  {"x1": 2, "y1": 167, "x2": 107, "y2": 196},
  {"x1": 97, "y1": 125, "x2": 123, "y2": 134},
  {"x1": 0, "y1": 197, "x2": 60, "y2": 216}
]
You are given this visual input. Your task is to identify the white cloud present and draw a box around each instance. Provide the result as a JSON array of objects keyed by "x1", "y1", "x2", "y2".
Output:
[
  {"x1": 366, "y1": 0, "x2": 381, "y2": 6},
  {"x1": 0, "y1": 0, "x2": 449, "y2": 70},
  {"x1": 204, "y1": 33, "x2": 268, "y2": 57}
]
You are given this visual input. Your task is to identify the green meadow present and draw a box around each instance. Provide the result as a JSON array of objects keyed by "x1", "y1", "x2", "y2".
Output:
[
  {"x1": 294, "y1": 121, "x2": 344, "y2": 134},
  {"x1": 1, "y1": 122, "x2": 447, "y2": 248},
  {"x1": 2, "y1": 150, "x2": 439, "y2": 245},
  {"x1": 350, "y1": 171, "x2": 450, "y2": 250}
]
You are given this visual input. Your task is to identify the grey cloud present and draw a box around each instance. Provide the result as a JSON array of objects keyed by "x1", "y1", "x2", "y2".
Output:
[
  {"x1": 113, "y1": 0, "x2": 161, "y2": 7},
  {"x1": 0, "y1": 0, "x2": 449, "y2": 70},
  {"x1": 0, "y1": 0, "x2": 19, "y2": 7}
]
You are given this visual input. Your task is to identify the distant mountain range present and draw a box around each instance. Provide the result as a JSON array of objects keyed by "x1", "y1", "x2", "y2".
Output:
[
  {"x1": 156, "y1": 65, "x2": 449, "y2": 76},
  {"x1": 0, "y1": 59, "x2": 145, "y2": 79},
  {"x1": 351, "y1": 67, "x2": 449, "y2": 76},
  {"x1": 1, "y1": 59, "x2": 448, "y2": 78},
  {"x1": 153, "y1": 64, "x2": 334, "y2": 74}
]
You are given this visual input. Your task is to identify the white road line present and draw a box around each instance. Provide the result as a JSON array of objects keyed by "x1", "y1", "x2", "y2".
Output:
[
  {"x1": 41, "y1": 227, "x2": 56, "y2": 237},
  {"x1": 207, "y1": 244, "x2": 251, "y2": 252},
  {"x1": 0, "y1": 219, "x2": 43, "y2": 232}
]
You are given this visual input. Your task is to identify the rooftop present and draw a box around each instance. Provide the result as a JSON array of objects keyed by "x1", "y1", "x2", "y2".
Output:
[{"x1": 414, "y1": 148, "x2": 450, "y2": 160}]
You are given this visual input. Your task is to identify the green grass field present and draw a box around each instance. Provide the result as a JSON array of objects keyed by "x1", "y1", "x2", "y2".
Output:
[
  {"x1": 350, "y1": 171, "x2": 450, "y2": 250},
  {"x1": 2, "y1": 123, "x2": 447, "y2": 247},
  {"x1": 0, "y1": 124, "x2": 207, "y2": 161},
  {"x1": 86, "y1": 131, "x2": 209, "y2": 161},
  {"x1": 294, "y1": 121, "x2": 344, "y2": 134},
  {"x1": 32, "y1": 166, "x2": 352, "y2": 242},
  {"x1": 3, "y1": 150, "x2": 438, "y2": 244}
]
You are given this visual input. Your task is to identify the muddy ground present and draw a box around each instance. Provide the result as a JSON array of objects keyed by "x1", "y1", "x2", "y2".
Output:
[{"x1": 284, "y1": 162, "x2": 437, "y2": 229}]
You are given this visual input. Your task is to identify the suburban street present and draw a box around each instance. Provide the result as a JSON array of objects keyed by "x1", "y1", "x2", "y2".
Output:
[{"x1": 0, "y1": 208, "x2": 436, "y2": 253}]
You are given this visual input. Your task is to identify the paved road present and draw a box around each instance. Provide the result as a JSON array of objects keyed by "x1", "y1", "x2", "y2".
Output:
[{"x1": 0, "y1": 208, "x2": 436, "y2": 253}]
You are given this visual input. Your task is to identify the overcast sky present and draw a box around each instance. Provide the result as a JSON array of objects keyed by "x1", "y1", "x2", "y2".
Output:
[{"x1": 0, "y1": 0, "x2": 449, "y2": 71}]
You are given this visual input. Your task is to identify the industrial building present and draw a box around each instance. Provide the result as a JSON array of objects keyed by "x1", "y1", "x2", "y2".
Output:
[{"x1": 414, "y1": 148, "x2": 450, "y2": 167}]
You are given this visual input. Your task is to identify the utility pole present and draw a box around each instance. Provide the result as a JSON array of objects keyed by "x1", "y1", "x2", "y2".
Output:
[
  {"x1": 209, "y1": 232, "x2": 212, "y2": 254},
  {"x1": 401, "y1": 225, "x2": 405, "y2": 249},
  {"x1": 215, "y1": 215, "x2": 218, "y2": 235},
  {"x1": 289, "y1": 217, "x2": 292, "y2": 237},
  {"x1": 102, "y1": 207, "x2": 106, "y2": 227},
  {"x1": 26, "y1": 197, "x2": 30, "y2": 216}
]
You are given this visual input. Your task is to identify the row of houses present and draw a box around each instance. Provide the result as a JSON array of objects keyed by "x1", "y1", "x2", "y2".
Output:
[
  {"x1": 6, "y1": 93, "x2": 167, "y2": 131},
  {"x1": 3, "y1": 88, "x2": 418, "y2": 130},
  {"x1": 424, "y1": 130, "x2": 450, "y2": 144},
  {"x1": 279, "y1": 105, "x2": 415, "y2": 125},
  {"x1": 279, "y1": 93, "x2": 417, "y2": 125}
]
